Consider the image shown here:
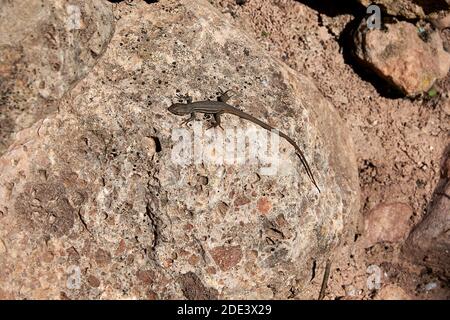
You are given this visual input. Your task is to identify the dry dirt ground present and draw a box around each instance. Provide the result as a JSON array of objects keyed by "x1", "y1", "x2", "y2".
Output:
[{"x1": 212, "y1": 0, "x2": 450, "y2": 299}]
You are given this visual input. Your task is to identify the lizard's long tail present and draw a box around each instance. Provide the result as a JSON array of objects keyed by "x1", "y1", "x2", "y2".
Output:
[
  {"x1": 278, "y1": 131, "x2": 321, "y2": 193},
  {"x1": 226, "y1": 108, "x2": 321, "y2": 193}
]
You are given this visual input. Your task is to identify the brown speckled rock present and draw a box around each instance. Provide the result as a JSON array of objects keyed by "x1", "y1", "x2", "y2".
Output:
[
  {"x1": 353, "y1": 21, "x2": 450, "y2": 96},
  {"x1": 0, "y1": 0, "x2": 359, "y2": 299},
  {"x1": 0, "y1": 0, "x2": 114, "y2": 153}
]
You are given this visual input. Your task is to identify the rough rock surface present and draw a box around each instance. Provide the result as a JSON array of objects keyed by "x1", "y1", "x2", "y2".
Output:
[
  {"x1": 404, "y1": 146, "x2": 450, "y2": 276},
  {"x1": 362, "y1": 202, "x2": 413, "y2": 248},
  {"x1": 374, "y1": 284, "x2": 412, "y2": 300},
  {"x1": 0, "y1": 0, "x2": 359, "y2": 299},
  {"x1": 211, "y1": 0, "x2": 450, "y2": 300},
  {"x1": 429, "y1": 8, "x2": 450, "y2": 29},
  {"x1": 353, "y1": 20, "x2": 450, "y2": 96},
  {"x1": 0, "y1": 0, "x2": 114, "y2": 154},
  {"x1": 358, "y1": 0, "x2": 450, "y2": 19}
]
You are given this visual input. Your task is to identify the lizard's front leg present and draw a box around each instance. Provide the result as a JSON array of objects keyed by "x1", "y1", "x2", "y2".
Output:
[
  {"x1": 181, "y1": 113, "x2": 196, "y2": 126},
  {"x1": 207, "y1": 113, "x2": 224, "y2": 130},
  {"x1": 176, "y1": 93, "x2": 193, "y2": 104}
]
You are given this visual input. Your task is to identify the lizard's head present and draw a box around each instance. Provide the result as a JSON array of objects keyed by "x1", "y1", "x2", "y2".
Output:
[{"x1": 168, "y1": 103, "x2": 189, "y2": 116}]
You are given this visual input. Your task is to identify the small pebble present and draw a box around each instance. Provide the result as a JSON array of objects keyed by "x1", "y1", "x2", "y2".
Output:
[{"x1": 424, "y1": 282, "x2": 437, "y2": 291}]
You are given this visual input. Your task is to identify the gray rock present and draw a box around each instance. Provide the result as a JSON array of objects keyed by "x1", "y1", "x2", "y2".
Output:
[
  {"x1": 353, "y1": 20, "x2": 450, "y2": 96},
  {"x1": 0, "y1": 0, "x2": 114, "y2": 154},
  {"x1": 0, "y1": 0, "x2": 360, "y2": 299}
]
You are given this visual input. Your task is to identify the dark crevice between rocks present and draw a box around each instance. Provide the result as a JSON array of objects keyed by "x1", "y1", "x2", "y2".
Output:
[
  {"x1": 298, "y1": 0, "x2": 449, "y2": 19},
  {"x1": 295, "y1": 0, "x2": 366, "y2": 17},
  {"x1": 412, "y1": 0, "x2": 449, "y2": 15},
  {"x1": 77, "y1": 209, "x2": 91, "y2": 234},
  {"x1": 145, "y1": 204, "x2": 160, "y2": 250},
  {"x1": 310, "y1": 259, "x2": 317, "y2": 281}
]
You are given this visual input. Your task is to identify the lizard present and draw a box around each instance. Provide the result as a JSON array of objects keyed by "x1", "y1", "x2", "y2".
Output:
[{"x1": 168, "y1": 90, "x2": 321, "y2": 193}]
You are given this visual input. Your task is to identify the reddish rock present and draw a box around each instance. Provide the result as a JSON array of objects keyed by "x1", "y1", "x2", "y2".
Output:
[
  {"x1": 363, "y1": 202, "x2": 413, "y2": 247},
  {"x1": 209, "y1": 245, "x2": 243, "y2": 271},
  {"x1": 257, "y1": 197, "x2": 272, "y2": 215},
  {"x1": 354, "y1": 21, "x2": 450, "y2": 96},
  {"x1": 136, "y1": 270, "x2": 154, "y2": 285}
]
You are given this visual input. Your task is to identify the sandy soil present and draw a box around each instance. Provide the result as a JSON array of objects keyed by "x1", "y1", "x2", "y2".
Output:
[{"x1": 212, "y1": 0, "x2": 450, "y2": 300}]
